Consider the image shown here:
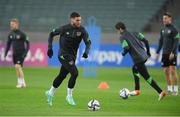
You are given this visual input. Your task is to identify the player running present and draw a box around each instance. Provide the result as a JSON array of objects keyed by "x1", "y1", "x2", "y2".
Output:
[
  {"x1": 156, "y1": 12, "x2": 179, "y2": 95},
  {"x1": 45, "y1": 12, "x2": 91, "y2": 106},
  {"x1": 115, "y1": 22, "x2": 166, "y2": 101},
  {"x1": 4, "y1": 18, "x2": 29, "y2": 88}
]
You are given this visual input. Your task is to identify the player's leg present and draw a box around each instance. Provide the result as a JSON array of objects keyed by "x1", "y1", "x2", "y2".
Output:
[
  {"x1": 46, "y1": 66, "x2": 69, "y2": 106},
  {"x1": 64, "y1": 64, "x2": 78, "y2": 106},
  {"x1": 170, "y1": 66, "x2": 178, "y2": 95},
  {"x1": 162, "y1": 54, "x2": 172, "y2": 94},
  {"x1": 130, "y1": 65, "x2": 140, "y2": 96},
  {"x1": 169, "y1": 55, "x2": 178, "y2": 95},
  {"x1": 136, "y1": 63, "x2": 166, "y2": 100},
  {"x1": 136, "y1": 63, "x2": 163, "y2": 94},
  {"x1": 15, "y1": 64, "x2": 25, "y2": 87},
  {"x1": 163, "y1": 67, "x2": 172, "y2": 93},
  {"x1": 49, "y1": 66, "x2": 69, "y2": 95},
  {"x1": 59, "y1": 55, "x2": 78, "y2": 105},
  {"x1": 18, "y1": 65, "x2": 26, "y2": 87},
  {"x1": 13, "y1": 55, "x2": 26, "y2": 88}
]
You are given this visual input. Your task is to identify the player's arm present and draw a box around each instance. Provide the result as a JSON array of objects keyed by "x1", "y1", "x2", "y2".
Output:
[
  {"x1": 23, "y1": 34, "x2": 30, "y2": 58},
  {"x1": 156, "y1": 31, "x2": 163, "y2": 54},
  {"x1": 171, "y1": 29, "x2": 179, "y2": 54},
  {"x1": 4, "y1": 35, "x2": 12, "y2": 58},
  {"x1": 47, "y1": 27, "x2": 62, "y2": 58},
  {"x1": 82, "y1": 29, "x2": 91, "y2": 58},
  {"x1": 137, "y1": 33, "x2": 151, "y2": 57},
  {"x1": 121, "y1": 39, "x2": 129, "y2": 56},
  {"x1": 169, "y1": 28, "x2": 179, "y2": 60}
]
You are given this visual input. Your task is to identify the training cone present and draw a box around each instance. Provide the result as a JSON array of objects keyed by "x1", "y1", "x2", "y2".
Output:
[{"x1": 98, "y1": 82, "x2": 109, "y2": 89}]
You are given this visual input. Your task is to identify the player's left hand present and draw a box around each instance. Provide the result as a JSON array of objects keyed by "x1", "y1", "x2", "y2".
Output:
[
  {"x1": 47, "y1": 49, "x2": 53, "y2": 58},
  {"x1": 169, "y1": 52, "x2": 174, "y2": 60},
  {"x1": 22, "y1": 51, "x2": 28, "y2": 59},
  {"x1": 82, "y1": 53, "x2": 88, "y2": 58}
]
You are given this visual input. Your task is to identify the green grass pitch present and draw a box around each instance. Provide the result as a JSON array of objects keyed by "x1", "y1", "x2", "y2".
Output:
[{"x1": 0, "y1": 67, "x2": 180, "y2": 116}]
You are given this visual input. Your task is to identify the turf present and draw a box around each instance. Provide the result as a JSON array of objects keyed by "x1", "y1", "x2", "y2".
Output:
[{"x1": 0, "y1": 67, "x2": 180, "y2": 116}]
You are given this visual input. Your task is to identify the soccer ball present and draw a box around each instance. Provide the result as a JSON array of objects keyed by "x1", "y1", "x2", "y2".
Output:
[
  {"x1": 88, "y1": 99, "x2": 100, "y2": 111},
  {"x1": 119, "y1": 88, "x2": 130, "y2": 99}
]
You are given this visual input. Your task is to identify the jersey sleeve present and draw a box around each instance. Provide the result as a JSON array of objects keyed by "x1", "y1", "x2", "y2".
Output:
[
  {"x1": 121, "y1": 39, "x2": 129, "y2": 49},
  {"x1": 48, "y1": 27, "x2": 63, "y2": 49},
  {"x1": 120, "y1": 38, "x2": 129, "y2": 56},
  {"x1": 24, "y1": 33, "x2": 30, "y2": 53},
  {"x1": 171, "y1": 27, "x2": 179, "y2": 53},
  {"x1": 137, "y1": 32, "x2": 150, "y2": 55},
  {"x1": 137, "y1": 32, "x2": 145, "y2": 40},
  {"x1": 4, "y1": 34, "x2": 12, "y2": 57},
  {"x1": 156, "y1": 31, "x2": 163, "y2": 54},
  {"x1": 82, "y1": 28, "x2": 91, "y2": 55}
]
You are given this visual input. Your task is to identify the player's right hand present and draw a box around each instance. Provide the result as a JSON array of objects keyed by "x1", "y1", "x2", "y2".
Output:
[{"x1": 47, "y1": 49, "x2": 53, "y2": 58}]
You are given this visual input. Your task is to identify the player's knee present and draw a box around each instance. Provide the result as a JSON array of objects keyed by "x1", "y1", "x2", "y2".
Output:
[
  {"x1": 132, "y1": 66, "x2": 138, "y2": 73},
  {"x1": 58, "y1": 72, "x2": 68, "y2": 79},
  {"x1": 163, "y1": 68, "x2": 170, "y2": 76},
  {"x1": 15, "y1": 64, "x2": 21, "y2": 69},
  {"x1": 72, "y1": 70, "x2": 78, "y2": 78}
]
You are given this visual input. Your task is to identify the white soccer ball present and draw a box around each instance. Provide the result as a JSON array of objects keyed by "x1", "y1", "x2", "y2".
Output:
[
  {"x1": 119, "y1": 88, "x2": 130, "y2": 99},
  {"x1": 88, "y1": 99, "x2": 100, "y2": 111}
]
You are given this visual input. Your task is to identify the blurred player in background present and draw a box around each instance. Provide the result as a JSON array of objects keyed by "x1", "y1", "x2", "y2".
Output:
[
  {"x1": 156, "y1": 12, "x2": 179, "y2": 95},
  {"x1": 46, "y1": 12, "x2": 91, "y2": 106},
  {"x1": 4, "y1": 18, "x2": 30, "y2": 88},
  {"x1": 115, "y1": 22, "x2": 166, "y2": 101}
]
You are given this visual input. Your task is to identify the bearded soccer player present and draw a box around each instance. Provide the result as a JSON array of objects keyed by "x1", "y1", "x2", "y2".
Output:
[
  {"x1": 4, "y1": 18, "x2": 29, "y2": 88},
  {"x1": 156, "y1": 12, "x2": 179, "y2": 95},
  {"x1": 115, "y1": 22, "x2": 166, "y2": 101},
  {"x1": 45, "y1": 12, "x2": 91, "y2": 106}
]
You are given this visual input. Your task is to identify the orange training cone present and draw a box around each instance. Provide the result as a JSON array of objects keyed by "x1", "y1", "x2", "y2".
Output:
[{"x1": 98, "y1": 82, "x2": 109, "y2": 89}]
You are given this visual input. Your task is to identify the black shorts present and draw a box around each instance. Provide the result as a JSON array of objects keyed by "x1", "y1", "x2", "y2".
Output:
[
  {"x1": 161, "y1": 54, "x2": 177, "y2": 67},
  {"x1": 58, "y1": 54, "x2": 76, "y2": 68},
  {"x1": 13, "y1": 54, "x2": 25, "y2": 66}
]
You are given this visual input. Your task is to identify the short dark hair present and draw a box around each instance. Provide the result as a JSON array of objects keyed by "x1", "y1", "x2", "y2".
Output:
[
  {"x1": 70, "y1": 12, "x2": 80, "y2": 18},
  {"x1": 115, "y1": 22, "x2": 126, "y2": 30},
  {"x1": 11, "y1": 18, "x2": 19, "y2": 24},
  {"x1": 163, "y1": 12, "x2": 172, "y2": 18}
]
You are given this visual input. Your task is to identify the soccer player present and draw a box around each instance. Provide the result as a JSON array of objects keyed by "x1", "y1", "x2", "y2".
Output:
[
  {"x1": 115, "y1": 22, "x2": 166, "y2": 101},
  {"x1": 45, "y1": 12, "x2": 91, "y2": 106},
  {"x1": 4, "y1": 18, "x2": 29, "y2": 88},
  {"x1": 156, "y1": 12, "x2": 179, "y2": 95}
]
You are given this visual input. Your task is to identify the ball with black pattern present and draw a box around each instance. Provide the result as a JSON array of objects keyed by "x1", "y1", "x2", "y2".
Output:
[{"x1": 88, "y1": 99, "x2": 100, "y2": 111}]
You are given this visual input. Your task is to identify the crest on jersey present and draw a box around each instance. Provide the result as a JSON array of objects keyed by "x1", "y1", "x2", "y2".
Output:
[
  {"x1": 76, "y1": 32, "x2": 81, "y2": 36},
  {"x1": 69, "y1": 61, "x2": 74, "y2": 65},
  {"x1": 66, "y1": 32, "x2": 70, "y2": 35},
  {"x1": 16, "y1": 35, "x2": 20, "y2": 39},
  {"x1": 10, "y1": 35, "x2": 13, "y2": 39}
]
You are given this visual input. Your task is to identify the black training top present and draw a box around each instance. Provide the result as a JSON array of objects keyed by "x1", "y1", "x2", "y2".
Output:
[
  {"x1": 5, "y1": 29, "x2": 29, "y2": 56},
  {"x1": 48, "y1": 24, "x2": 91, "y2": 58},
  {"x1": 156, "y1": 24, "x2": 179, "y2": 54}
]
